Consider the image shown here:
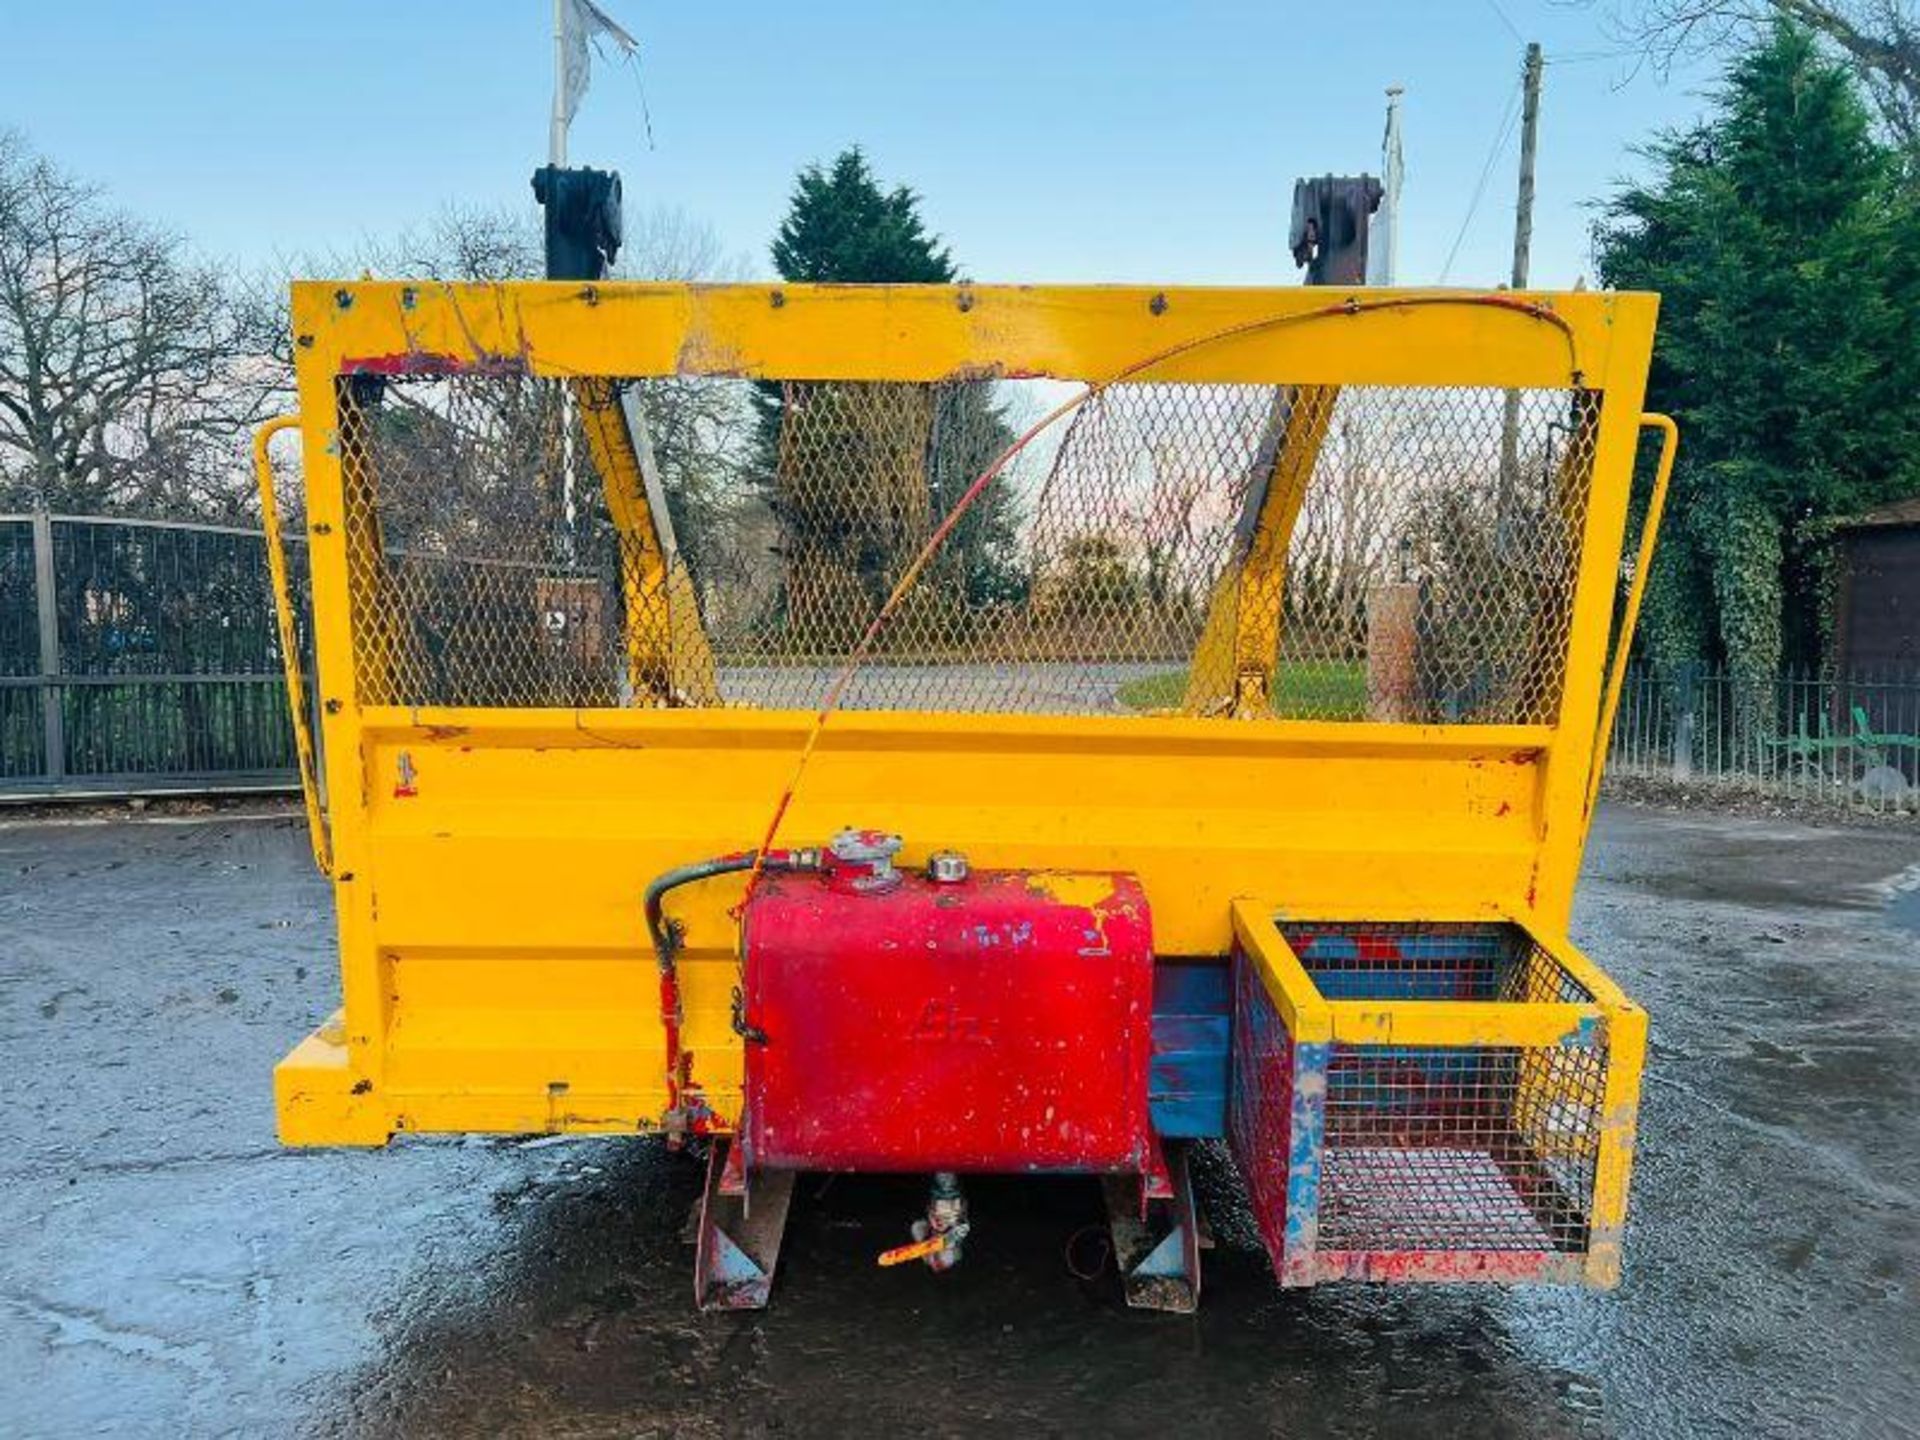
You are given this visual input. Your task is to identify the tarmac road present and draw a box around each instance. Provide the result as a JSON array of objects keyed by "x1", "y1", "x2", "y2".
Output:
[{"x1": 1, "y1": 802, "x2": 1916, "y2": 1438}]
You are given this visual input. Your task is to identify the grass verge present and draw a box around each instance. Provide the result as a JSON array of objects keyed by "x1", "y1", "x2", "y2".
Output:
[{"x1": 1117, "y1": 661, "x2": 1368, "y2": 718}]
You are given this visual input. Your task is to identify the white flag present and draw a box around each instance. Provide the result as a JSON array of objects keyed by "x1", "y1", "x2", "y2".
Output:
[
  {"x1": 559, "y1": 0, "x2": 639, "y2": 130},
  {"x1": 1367, "y1": 89, "x2": 1405, "y2": 286}
]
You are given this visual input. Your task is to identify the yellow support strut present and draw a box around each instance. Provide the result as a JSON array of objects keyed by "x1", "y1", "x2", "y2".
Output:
[
  {"x1": 252, "y1": 414, "x2": 331, "y2": 877},
  {"x1": 571, "y1": 379, "x2": 721, "y2": 706},
  {"x1": 1183, "y1": 386, "x2": 1339, "y2": 716},
  {"x1": 1585, "y1": 413, "x2": 1680, "y2": 829}
]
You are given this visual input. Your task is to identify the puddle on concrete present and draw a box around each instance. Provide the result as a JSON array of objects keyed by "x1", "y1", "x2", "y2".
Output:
[
  {"x1": 5, "y1": 807, "x2": 1920, "y2": 1437},
  {"x1": 1886, "y1": 881, "x2": 1920, "y2": 937}
]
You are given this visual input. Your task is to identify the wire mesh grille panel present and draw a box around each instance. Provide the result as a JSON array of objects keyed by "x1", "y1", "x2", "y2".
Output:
[
  {"x1": 1281, "y1": 921, "x2": 1607, "y2": 1255},
  {"x1": 334, "y1": 372, "x2": 1598, "y2": 720},
  {"x1": 1282, "y1": 920, "x2": 1596, "y2": 1004},
  {"x1": 1228, "y1": 934, "x2": 1309, "y2": 1278}
]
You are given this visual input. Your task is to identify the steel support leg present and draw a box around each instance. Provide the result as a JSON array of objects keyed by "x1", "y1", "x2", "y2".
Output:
[
  {"x1": 693, "y1": 1139, "x2": 795, "y2": 1311},
  {"x1": 1102, "y1": 1139, "x2": 1201, "y2": 1313}
]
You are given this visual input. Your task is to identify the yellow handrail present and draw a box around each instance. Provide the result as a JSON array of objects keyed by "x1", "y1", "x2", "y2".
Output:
[
  {"x1": 253, "y1": 415, "x2": 332, "y2": 876},
  {"x1": 1586, "y1": 412, "x2": 1680, "y2": 825}
]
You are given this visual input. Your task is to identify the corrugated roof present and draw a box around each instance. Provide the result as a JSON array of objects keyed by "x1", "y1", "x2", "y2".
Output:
[{"x1": 1838, "y1": 496, "x2": 1920, "y2": 531}]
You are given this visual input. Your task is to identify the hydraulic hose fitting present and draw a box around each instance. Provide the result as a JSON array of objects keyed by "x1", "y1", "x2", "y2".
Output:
[{"x1": 643, "y1": 845, "x2": 824, "y2": 1120}]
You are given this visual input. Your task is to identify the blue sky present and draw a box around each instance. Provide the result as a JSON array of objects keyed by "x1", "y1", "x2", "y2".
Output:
[{"x1": 9, "y1": 2, "x2": 1720, "y2": 288}]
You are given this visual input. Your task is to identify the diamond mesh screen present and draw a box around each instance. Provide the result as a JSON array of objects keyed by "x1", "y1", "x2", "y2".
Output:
[
  {"x1": 1281, "y1": 921, "x2": 1607, "y2": 1256},
  {"x1": 333, "y1": 372, "x2": 1598, "y2": 722}
]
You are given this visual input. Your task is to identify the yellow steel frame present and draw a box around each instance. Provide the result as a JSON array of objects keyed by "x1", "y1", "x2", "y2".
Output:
[{"x1": 264, "y1": 281, "x2": 1666, "y2": 1150}]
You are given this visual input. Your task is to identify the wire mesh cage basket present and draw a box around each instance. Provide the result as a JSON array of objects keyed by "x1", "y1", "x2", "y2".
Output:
[{"x1": 1229, "y1": 909, "x2": 1645, "y2": 1287}]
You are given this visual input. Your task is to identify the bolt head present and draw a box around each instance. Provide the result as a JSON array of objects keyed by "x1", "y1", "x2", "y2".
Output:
[{"x1": 927, "y1": 850, "x2": 970, "y2": 884}]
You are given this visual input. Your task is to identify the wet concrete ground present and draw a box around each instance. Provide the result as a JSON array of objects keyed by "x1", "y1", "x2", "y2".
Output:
[{"x1": 1, "y1": 804, "x2": 1917, "y2": 1438}]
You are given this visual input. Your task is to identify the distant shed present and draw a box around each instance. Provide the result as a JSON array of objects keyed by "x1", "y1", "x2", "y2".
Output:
[{"x1": 1833, "y1": 497, "x2": 1920, "y2": 675}]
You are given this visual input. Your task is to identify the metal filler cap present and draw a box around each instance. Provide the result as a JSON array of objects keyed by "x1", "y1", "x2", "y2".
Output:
[
  {"x1": 926, "y1": 850, "x2": 970, "y2": 884},
  {"x1": 826, "y1": 827, "x2": 905, "y2": 893}
]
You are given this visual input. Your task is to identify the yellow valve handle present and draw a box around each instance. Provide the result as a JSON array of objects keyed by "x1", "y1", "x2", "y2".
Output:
[
  {"x1": 253, "y1": 415, "x2": 332, "y2": 877},
  {"x1": 1586, "y1": 412, "x2": 1680, "y2": 828},
  {"x1": 876, "y1": 1234, "x2": 949, "y2": 1268}
]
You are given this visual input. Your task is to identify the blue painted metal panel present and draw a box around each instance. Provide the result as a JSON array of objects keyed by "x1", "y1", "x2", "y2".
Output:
[
  {"x1": 1150, "y1": 962, "x2": 1230, "y2": 1138},
  {"x1": 1287, "y1": 927, "x2": 1511, "y2": 1000},
  {"x1": 1281, "y1": 1039, "x2": 1329, "y2": 1276}
]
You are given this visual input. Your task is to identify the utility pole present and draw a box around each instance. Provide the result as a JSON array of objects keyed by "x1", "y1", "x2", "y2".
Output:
[
  {"x1": 1511, "y1": 42, "x2": 1542, "y2": 290},
  {"x1": 1500, "y1": 42, "x2": 1544, "y2": 533}
]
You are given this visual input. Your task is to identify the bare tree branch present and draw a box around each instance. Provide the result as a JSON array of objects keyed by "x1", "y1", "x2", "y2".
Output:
[
  {"x1": 0, "y1": 130, "x2": 277, "y2": 518},
  {"x1": 1597, "y1": 0, "x2": 1920, "y2": 147},
  {"x1": 0, "y1": 132, "x2": 753, "y2": 527}
]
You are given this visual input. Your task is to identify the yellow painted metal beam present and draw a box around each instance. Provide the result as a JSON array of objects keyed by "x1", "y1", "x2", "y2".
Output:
[
  {"x1": 570, "y1": 378, "x2": 721, "y2": 705},
  {"x1": 291, "y1": 359, "x2": 389, "y2": 1103},
  {"x1": 1325, "y1": 999, "x2": 1605, "y2": 1048},
  {"x1": 275, "y1": 1013, "x2": 389, "y2": 1146},
  {"x1": 1585, "y1": 1000, "x2": 1648, "y2": 1288},
  {"x1": 1230, "y1": 900, "x2": 1331, "y2": 1042},
  {"x1": 290, "y1": 282, "x2": 1632, "y2": 390},
  {"x1": 359, "y1": 701, "x2": 1556, "y2": 752},
  {"x1": 1185, "y1": 386, "x2": 1339, "y2": 715},
  {"x1": 1528, "y1": 295, "x2": 1661, "y2": 934}
]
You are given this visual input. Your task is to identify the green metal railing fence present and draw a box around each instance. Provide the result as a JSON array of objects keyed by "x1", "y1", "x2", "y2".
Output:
[
  {"x1": 0, "y1": 512, "x2": 309, "y2": 796},
  {"x1": 3, "y1": 509, "x2": 1914, "y2": 816},
  {"x1": 1605, "y1": 663, "x2": 1920, "y2": 817}
]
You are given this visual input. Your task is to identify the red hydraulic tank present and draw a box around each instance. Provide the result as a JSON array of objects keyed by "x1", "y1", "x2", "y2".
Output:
[{"x1": 741, "y1": 837, "x2": 1154, "y2": 1174}]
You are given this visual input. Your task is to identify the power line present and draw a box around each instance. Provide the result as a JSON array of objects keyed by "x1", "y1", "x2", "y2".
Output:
[
  {"x1": 1551, "y1": 47, "x2": 1644, "y2": 65},
  {"x1": 623, "y1": 49, "x2": 657, "y2": 151},
  {"x1": 1484, "y1": 0, "x2": 1525, "y2": 44},
  {"x1": 1438, "y1": 76, "x2": 1524, "y2": 283}
]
